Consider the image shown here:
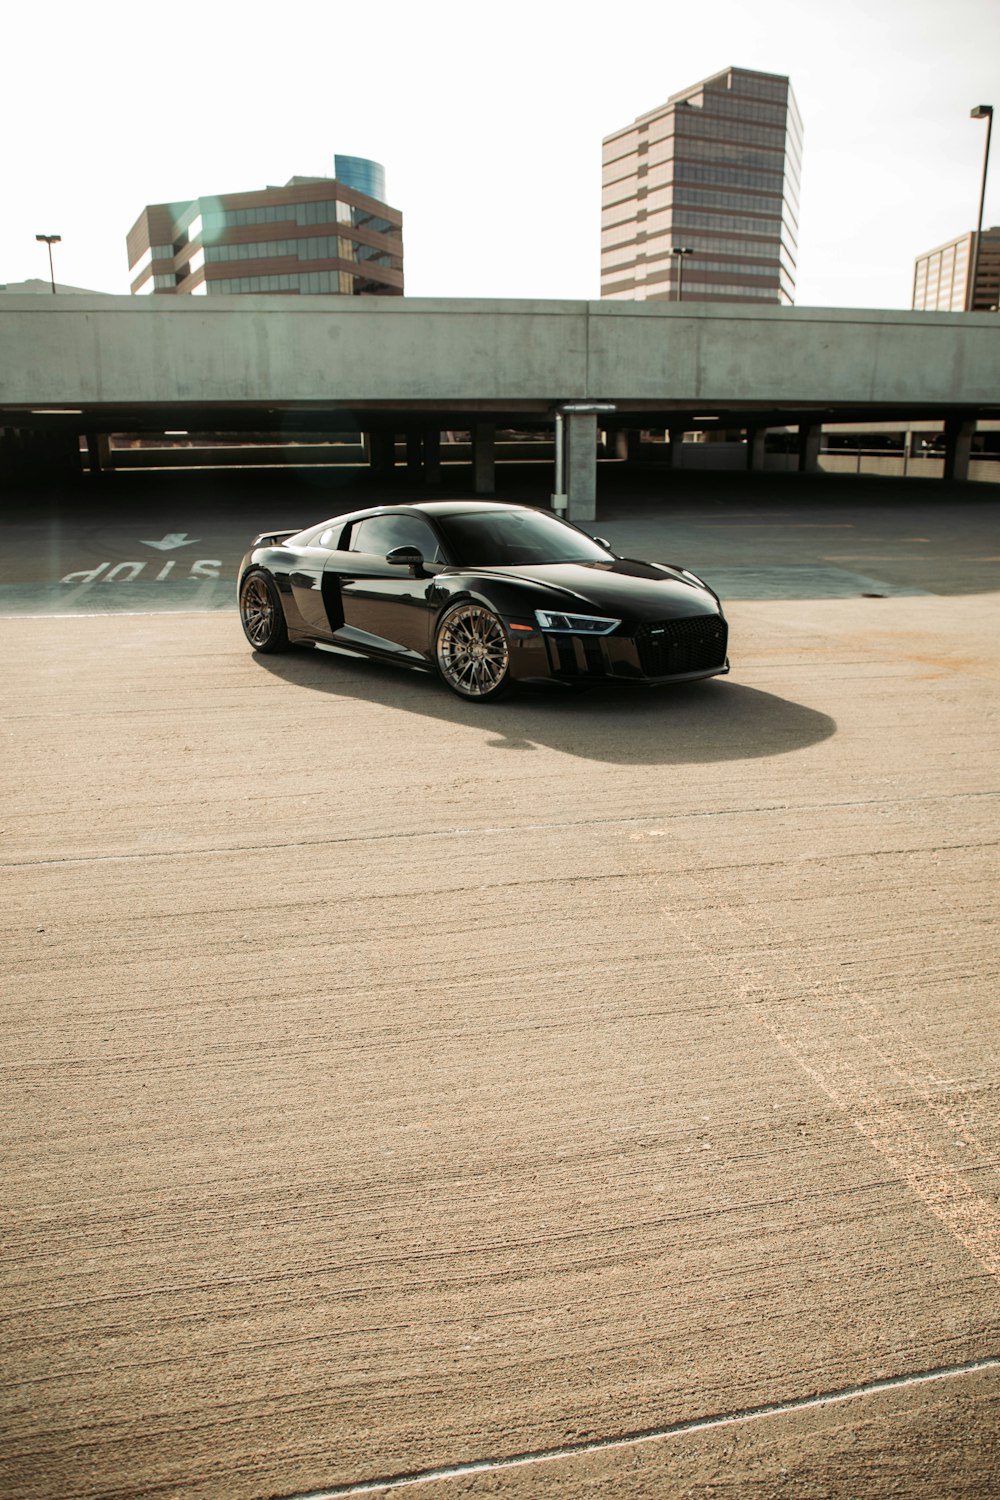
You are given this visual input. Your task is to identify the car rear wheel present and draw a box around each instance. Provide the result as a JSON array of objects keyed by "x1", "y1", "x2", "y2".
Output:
[
  {"x1": 239, "y1": 570, "x2": 289, "y2": 652},
  {"x1": 435, "y1": 602, "x2": 511, "y2": 701}
]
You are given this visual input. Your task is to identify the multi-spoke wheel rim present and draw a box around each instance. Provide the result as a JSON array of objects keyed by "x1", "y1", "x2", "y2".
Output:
[
  {"x1": 437, "y1": 605, "x2": 509, "y2": 697},
  {"x1": 241, "y1": 575, "x2": 275, "y2": 647}
]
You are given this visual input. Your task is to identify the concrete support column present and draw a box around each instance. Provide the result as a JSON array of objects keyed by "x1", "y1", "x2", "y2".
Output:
[
  {"x1": 405, "y1": 430, "x2": 423, "y2": 480},
  {"x1": 798, "y1": 423, "x2": 822, "y2": 474},
  {"x1": 666, "y1": 428, "x2": 683, "y2": 468},
  {"x1": 473, "y1": 421, "x2": 495, "y2": 495},
  {"x1": 612, "y1": 429, "x2": 644, "y2": 462},
  {"x1": 748, "y1": 429, "x2": 767, "y2": 471},
  {"x1": 0, "y1": 426, "x2": 18, "y2": 480},
  {"x1": 368, "y1": 430, "x2": 395, "y2": 475},
  {"x1": 565, "y1": 411, "x2": 597, "y2": 522},
  {"x1": 944, "y1": 418, "x2": 975, "y2": 482},
  {"x1": 423, "y1": 428, "x2": 441, "y2": 485},
  {"x1": 85, "y1": 432, "x2": 112, "y2": 474},
  {"x1": 22, "y1": 429, "x2": 84, "y2": 480}
]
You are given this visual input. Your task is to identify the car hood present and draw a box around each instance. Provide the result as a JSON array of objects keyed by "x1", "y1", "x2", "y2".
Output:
[{"x1": 469, "y1": 558, "x2": 720, "y2": 618}]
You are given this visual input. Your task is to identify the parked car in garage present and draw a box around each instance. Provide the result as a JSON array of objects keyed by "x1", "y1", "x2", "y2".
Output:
[{"x1": 238, "y1": 500, "x2": 729, "y2": 702}]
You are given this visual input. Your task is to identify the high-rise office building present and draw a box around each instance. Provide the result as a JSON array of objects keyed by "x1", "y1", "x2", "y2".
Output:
[
  {"x1": 601, "y1": 66, "x2": 802, "y2": 305},
  {"x1": 912, "y1": 228, "x2": 1000, "y2": 312},
  {"x1": 126, "y1": 157, "x2": 403, "y2": 297}
]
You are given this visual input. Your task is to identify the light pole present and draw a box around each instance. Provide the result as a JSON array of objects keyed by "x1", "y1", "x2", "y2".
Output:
[
  {"x1": 35, "y1": 233, "x2": 61, "y2": 294},
  {"x1": 968, "y1": 105, "x2": 993, "y2": 311},
  {"x1": 671, "y1": 246, "x2": 694, "y2": 302}
]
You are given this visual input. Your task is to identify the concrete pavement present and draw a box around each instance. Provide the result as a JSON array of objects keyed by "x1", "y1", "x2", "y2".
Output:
[{"x1": 1, "y1": 485, "x2": 998, "y2": 1499}]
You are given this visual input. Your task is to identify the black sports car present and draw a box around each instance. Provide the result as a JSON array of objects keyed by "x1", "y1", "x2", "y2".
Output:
[{"x1": 237, "y1": 500, "x2": 729, "y2": 702}]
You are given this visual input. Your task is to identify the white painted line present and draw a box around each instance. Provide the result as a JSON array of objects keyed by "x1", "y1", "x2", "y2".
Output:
[{"x1": 278, "y1": 1356, "x2": 999, "y2": 1499}]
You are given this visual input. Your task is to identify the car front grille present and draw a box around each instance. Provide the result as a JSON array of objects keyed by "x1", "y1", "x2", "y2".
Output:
[{"x1": 633, "y1": 615, "x2": 728, "y2": 677}]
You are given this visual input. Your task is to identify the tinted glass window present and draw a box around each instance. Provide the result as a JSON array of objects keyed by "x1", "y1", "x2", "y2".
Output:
[
  {"x1": 348, "y1": 514, "x2": 444, "y2": 561},
  {"x1": 318, "y1": 523, "x2": 350, "y2": 548},
  {"x1": 436, "y1": 510, "x2": 612, "y2": 566}
]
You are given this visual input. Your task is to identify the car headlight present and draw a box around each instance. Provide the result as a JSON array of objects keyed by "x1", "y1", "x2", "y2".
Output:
[{"x1": 534, "y1": 609, "x2": 620, "y2": 634}]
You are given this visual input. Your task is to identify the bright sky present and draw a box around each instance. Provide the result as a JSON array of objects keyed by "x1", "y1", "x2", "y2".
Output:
[{"x1": 4, "y1": 0, "x2": 998, "y2": 309}]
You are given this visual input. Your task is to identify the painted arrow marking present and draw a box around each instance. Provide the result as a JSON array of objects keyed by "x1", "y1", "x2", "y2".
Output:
[{"x1": 141, "y1": 532, "x2": 201, "y2": 551}]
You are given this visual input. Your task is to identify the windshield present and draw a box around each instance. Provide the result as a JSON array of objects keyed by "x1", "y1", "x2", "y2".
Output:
[{"x1": 437, "y1": 510, "x2": 613, "y2": 567}]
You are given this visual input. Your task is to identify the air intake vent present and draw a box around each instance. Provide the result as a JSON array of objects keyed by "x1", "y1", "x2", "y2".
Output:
[{"x1": 634, "y1": 616, "x2": 728, "y2": 676}]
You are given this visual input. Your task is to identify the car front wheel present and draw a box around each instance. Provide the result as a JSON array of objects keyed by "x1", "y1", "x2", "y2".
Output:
[
  {"x1": 435, "y1": 602, "x2": 511, "y2": 701},
  {"x1": 239, "y1": 570, "x2": 289, "y2": 652}
]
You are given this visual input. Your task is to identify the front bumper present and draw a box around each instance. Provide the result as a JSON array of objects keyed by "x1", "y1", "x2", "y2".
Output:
[{"x1": 506, "y1": 613, "x2": 730, "y2": 686}]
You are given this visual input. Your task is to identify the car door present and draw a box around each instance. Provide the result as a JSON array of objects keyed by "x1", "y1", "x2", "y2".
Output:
[
  {"x1": 325, "y1": 513, "x2": 446, "y2": 660},
  {"x1": 286, "y1": 537, "x2": 341, "y2": 637}
]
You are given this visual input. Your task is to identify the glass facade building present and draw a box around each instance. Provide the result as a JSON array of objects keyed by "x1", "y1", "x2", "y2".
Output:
[
  {"x1": 602, "y1": 67, "x2": 802, "y2": 305},
  {"x1": 334, "y1": 155, "x2": 387, "y2": 202},
  {"x1": 912, "y1": 228, "x2": 1000, "y2": 312},
  {"x1": 126, "y1": 162, "x2": 402, "y2": 298}
]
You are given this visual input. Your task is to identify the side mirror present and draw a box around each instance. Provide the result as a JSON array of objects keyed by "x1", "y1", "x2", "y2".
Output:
[
  {"x1": 386, "y1": 545, "x2": 425, "y2": 572},
  {"x1": 593, "y1": 536, "x2": 612, "y2": 551}
]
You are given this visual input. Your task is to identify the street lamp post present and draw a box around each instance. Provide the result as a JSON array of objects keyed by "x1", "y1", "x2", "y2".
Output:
[
  {"x1": 671, "y1": 246, "x2": 694, "y2": 302},
  {"x1": 35, "y1": 233, "x2": 62, "y2": 294},
  {"x1": 968, "y1": 105, "x2": 993, "y2": 311}
]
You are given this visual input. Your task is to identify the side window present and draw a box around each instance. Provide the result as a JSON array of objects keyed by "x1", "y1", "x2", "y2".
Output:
[
  {"x1": 348, "y1": 514, "x2": 443, "y2": 562},
  {"x1": 318, "y1": 524, "x2": 349, "y2": 548}
]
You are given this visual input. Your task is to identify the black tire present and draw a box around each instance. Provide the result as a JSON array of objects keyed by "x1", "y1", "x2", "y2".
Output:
[
  {"x1": 435, "y1": 601, "x2": 512, "y2": 702},
  {"x1": 239, "y1": 569, "x2": 289, "y2": 653}
]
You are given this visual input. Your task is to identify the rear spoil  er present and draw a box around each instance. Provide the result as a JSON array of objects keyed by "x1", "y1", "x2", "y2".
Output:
[{"x1": 252, "y1": 529, "x2": 301, "y2": 548}]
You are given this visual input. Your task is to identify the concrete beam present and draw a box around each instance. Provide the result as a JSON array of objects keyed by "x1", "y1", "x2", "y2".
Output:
[{"x1": 3, "y1": 297, "x2": 999, "y2": 414}]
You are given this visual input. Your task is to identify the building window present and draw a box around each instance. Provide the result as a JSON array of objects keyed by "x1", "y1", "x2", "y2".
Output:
[{"x1": 128, "y1": 243, "x2": 173, "y2": 274}]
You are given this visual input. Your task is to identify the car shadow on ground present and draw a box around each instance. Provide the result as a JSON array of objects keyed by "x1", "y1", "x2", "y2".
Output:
[{"x1": 256, "y1": 647, "x2": 836, "y2": 767}]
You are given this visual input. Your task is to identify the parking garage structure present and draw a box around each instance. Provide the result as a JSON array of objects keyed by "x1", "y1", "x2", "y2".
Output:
[{"x1": 1, "y1": 296, "x2": 998, "y2": 518}]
